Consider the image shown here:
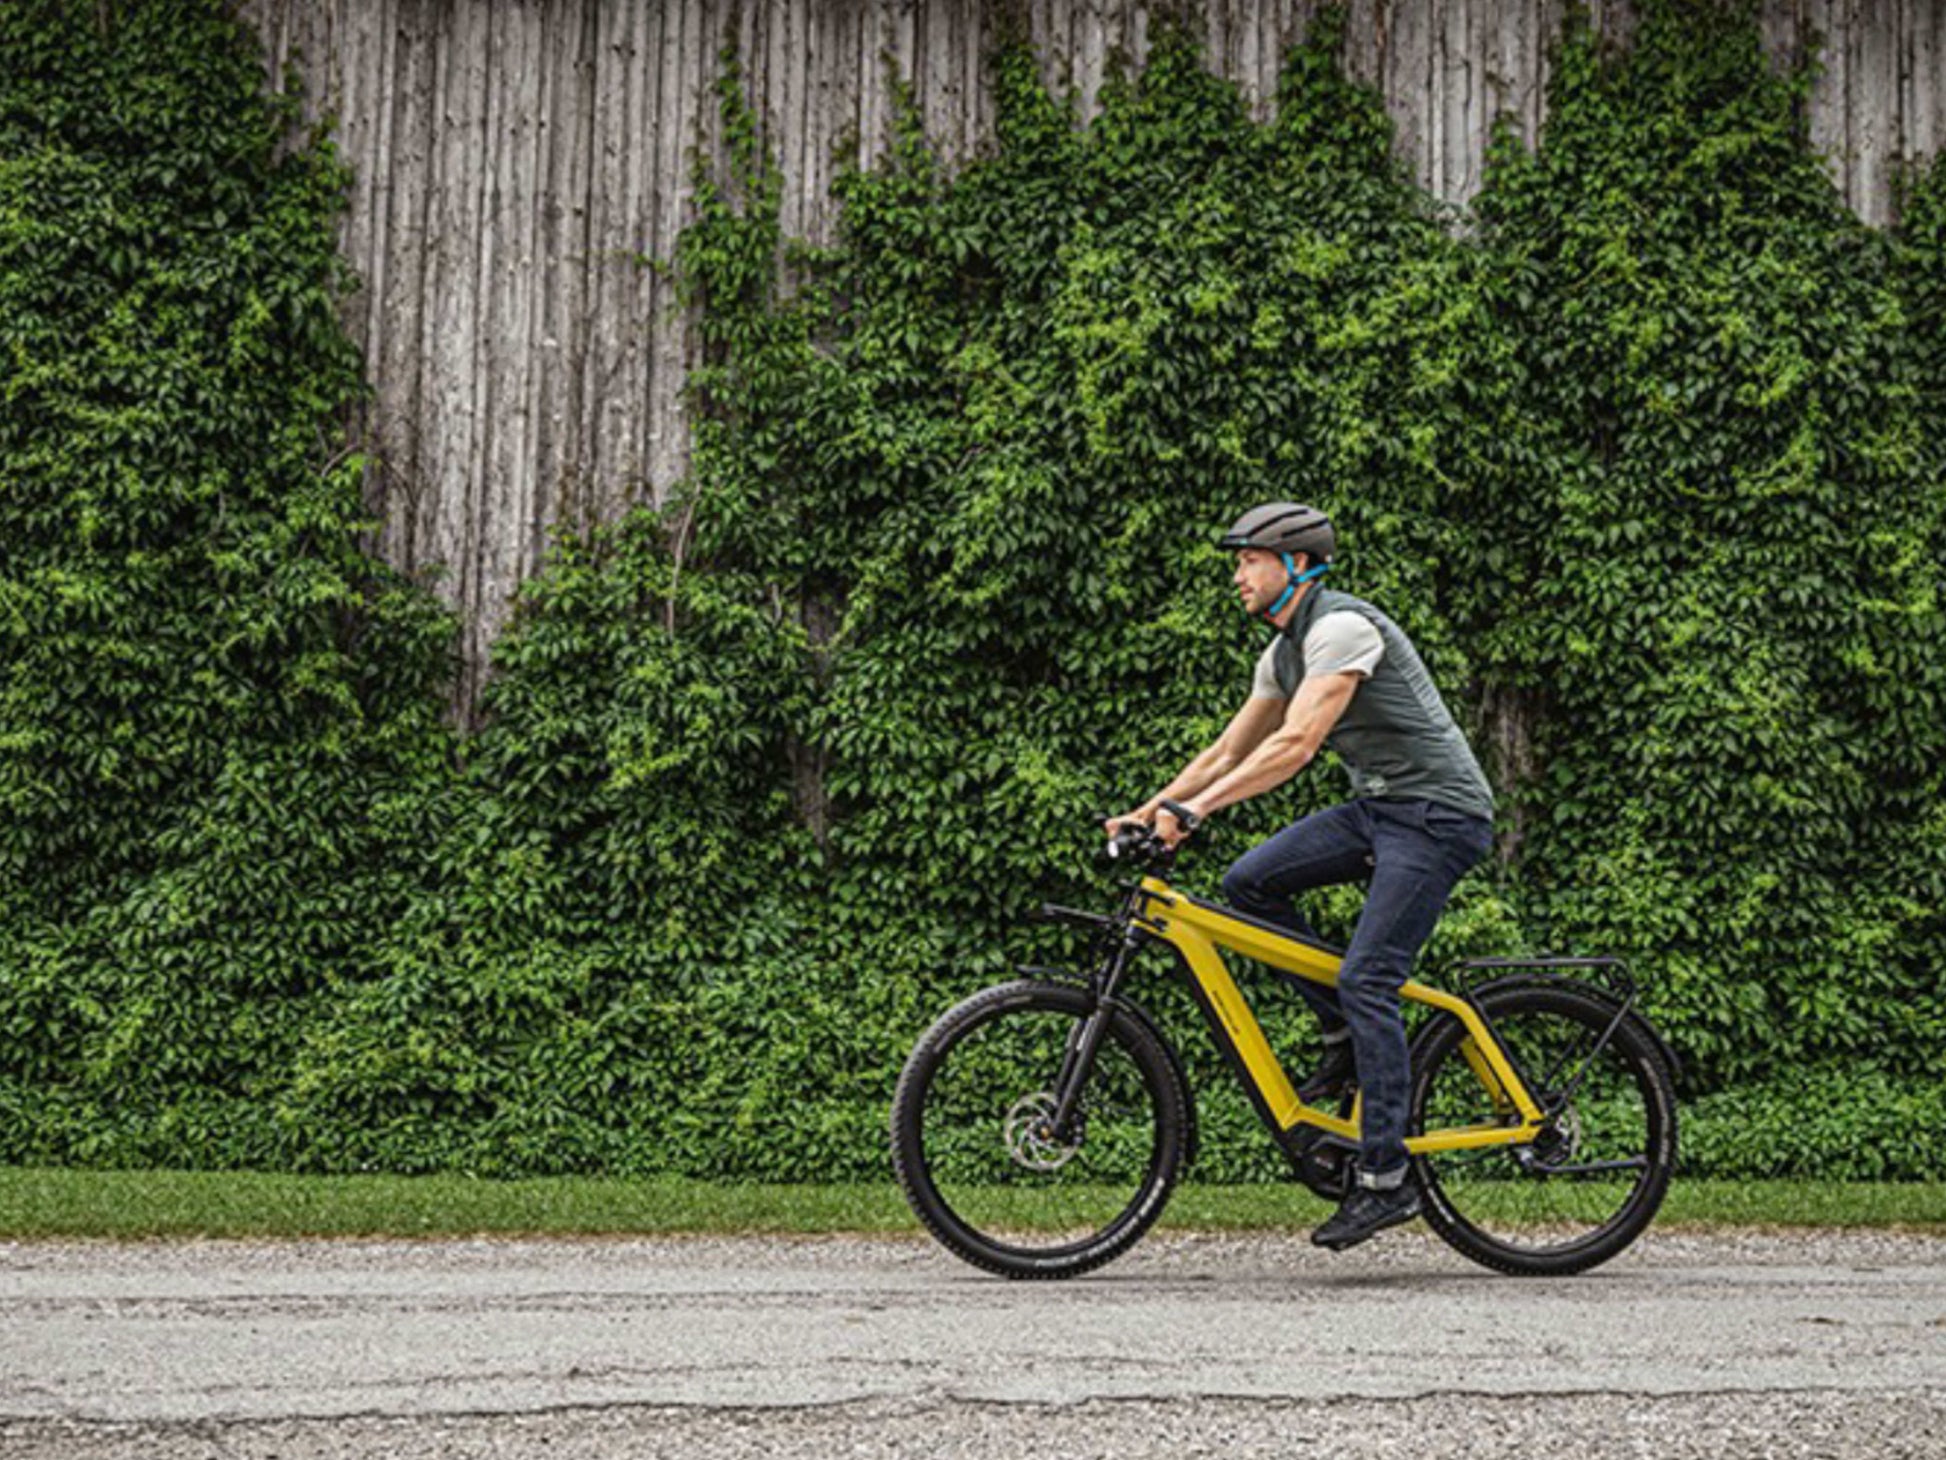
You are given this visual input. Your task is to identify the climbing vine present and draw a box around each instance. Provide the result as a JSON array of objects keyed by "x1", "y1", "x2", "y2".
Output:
[
  {"x1": 1454, "y1": 3, "x2": 1946, "y2": 1161},
  {"x1": 1, "y1": 0, "x2": 1941, "y2": 1180}
]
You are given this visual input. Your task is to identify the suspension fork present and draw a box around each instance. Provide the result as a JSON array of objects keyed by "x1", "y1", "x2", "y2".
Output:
[{"x1": 1044, "y1": 892, "x2": 1145, "y2": 1141}]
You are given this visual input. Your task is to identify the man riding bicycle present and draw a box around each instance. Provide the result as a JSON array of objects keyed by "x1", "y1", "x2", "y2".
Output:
[{"x1": 1105, "y1": 502, "x2": 1496, "y2": 1250}]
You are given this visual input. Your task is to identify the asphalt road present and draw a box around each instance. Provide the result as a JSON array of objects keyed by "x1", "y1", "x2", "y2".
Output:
[{"x1": 3, "y1": 1227, "x2": 1943, "y2": 1458}]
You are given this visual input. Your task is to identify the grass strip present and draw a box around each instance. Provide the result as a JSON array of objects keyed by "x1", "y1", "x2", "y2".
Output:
[{"x1": 0, "y1": 1168, "x2": 1940, "y2": 1240}]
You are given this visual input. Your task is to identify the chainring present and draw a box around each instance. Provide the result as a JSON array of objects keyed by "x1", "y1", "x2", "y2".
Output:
[{"x1": 1290, "y1": 1123, "x2": 1355, "y2": 1200}]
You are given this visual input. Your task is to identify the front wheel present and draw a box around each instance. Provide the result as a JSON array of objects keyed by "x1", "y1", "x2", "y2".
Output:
[
  {"x1": 891, "y1": 980, "x2": 1190, "y2": 1279},
  {"x1": 1409, "y1": 981, "x2": 1678, "y2": 1276}
]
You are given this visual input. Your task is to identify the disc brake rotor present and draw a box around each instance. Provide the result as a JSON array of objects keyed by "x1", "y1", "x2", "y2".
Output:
[{"x1": 1003, "y1": 1091, "x2": 1083, "y2": 1172}]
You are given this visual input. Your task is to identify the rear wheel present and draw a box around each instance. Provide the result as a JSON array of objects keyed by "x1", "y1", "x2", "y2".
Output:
[
  {"x1": 1409, "y1": 982, "x2": 1677, "y2": 1276},
  {"x1": 890, "y1": 980, "x2": 1189, "y2": 1280}
]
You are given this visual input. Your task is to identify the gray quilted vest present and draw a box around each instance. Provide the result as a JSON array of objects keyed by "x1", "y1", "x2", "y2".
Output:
[{"x1": 1271, "y1": 585, "x2": 1496, "y2": 821}]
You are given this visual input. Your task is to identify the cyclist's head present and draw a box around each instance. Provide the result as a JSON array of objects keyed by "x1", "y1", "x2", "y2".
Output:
[{"x1": 1219, "y1": 502, "x2": 1334, "y2": 620}]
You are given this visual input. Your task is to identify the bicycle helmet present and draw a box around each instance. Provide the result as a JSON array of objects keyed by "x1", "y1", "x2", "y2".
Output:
[
  {"x1": 1218, "y1": 502, "x2": 1336, "y2": 563},
  {"x1": 1219, "y1": 502, "x2": 1335, "y2": 619}
]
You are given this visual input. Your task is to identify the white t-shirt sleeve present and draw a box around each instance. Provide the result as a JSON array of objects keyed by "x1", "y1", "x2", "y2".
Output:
[
  {"x1": 1302, "y1": 611, "x2": 1385, "y2": 679},
  {"x1": 1250, "y1": 640, "x2": 1285, "y2": 700}
]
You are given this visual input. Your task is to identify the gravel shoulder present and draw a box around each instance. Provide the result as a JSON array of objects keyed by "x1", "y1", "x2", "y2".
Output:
[
  {"x1": 4, "y1": 1229, "x2": 1942, "y2": 1458},
  {"x1": 6, "y1": 1390, "x2": 1946, "y2": 1460}
]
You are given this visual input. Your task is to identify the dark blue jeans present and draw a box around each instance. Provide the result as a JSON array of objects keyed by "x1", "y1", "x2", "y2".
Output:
[{"x1": 1220, "y1": 798, "x2": 1494, "y2": 1187}]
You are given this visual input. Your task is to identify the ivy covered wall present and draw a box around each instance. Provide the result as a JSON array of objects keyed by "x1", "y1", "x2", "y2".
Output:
[{"x1": 2, "y1": 0, "x2": 1942, "y2": 1181}]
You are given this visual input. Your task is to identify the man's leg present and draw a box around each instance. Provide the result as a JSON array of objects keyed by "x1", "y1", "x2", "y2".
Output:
[
  {"x1": 1219, "y1": 802, "x2": 1375, "y2": 1032},
  {"x1": 1328, "y1": 801, "x2": 1493, "y2": 1202}
]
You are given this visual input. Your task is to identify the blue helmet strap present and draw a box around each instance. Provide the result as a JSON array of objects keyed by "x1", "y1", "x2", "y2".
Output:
[{"x1": 1261, "y1": 554, "x2": 1329, "y2": 620}]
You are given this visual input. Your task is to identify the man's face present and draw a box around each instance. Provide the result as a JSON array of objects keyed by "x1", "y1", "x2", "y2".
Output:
[{"x1": 1232, "y1": 547, "x2": 1299, "y2": 616}]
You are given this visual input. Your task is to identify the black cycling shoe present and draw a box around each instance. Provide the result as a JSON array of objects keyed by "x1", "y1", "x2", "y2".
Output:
[
  {"x1": 1296, "y1": 1038, "x2": 1357, "y2": 1106},
  {"x1": 1311, "y1": 1182, "x2": 1422, "y2": 1252}
]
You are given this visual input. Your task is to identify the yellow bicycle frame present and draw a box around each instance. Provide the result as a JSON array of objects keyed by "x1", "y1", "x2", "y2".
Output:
[{"x1": 1132, "y1": 876, "x2": 1545, "y2": 1156}]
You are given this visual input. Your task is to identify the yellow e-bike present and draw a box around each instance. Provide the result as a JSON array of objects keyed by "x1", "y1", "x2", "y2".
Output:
[{"x1": 890, "y1": 823, "x2": 1679, "y2": 1279}]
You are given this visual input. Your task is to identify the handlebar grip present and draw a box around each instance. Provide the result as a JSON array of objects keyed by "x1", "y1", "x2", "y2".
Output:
[{"x1": 1158, "y1": 798, "x2": 1202, "y2": 835}]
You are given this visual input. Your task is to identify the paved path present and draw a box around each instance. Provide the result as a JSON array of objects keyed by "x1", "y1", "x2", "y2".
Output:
[{"x1": 3, "y1": 1228, "x2": 1943, "y2": 1457}]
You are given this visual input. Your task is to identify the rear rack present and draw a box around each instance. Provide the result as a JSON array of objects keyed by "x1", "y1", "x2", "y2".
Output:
[{"x1": 1450, "y1": 955, "x2": 1636, "y2": 1007}]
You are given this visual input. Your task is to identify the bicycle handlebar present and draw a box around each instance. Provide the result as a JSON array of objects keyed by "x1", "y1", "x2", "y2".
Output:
[
  {"x1": 1103, "y1": 800, "x2": 1204, "y2": 865},
  {"x1": 1105, "y1": 825, "x2": 1159, "y2": 861}
]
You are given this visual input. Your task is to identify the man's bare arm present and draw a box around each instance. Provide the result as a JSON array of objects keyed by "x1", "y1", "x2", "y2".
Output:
[
  {"x1": 1105, "y1": 696, "x2": 1287, "y2": 831},
  {"x1": 1180, "y1": 671, "x2": 1361, "y2": 819}
]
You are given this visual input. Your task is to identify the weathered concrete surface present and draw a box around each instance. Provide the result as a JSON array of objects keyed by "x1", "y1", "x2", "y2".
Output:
[{"x1": 3, "y1": 1229, "x2": 1942, "y2": 1457}]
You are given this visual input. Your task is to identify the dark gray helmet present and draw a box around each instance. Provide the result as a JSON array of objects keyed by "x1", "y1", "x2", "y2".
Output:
[{"x1": 1218, "y1": 502, "x2": 1335, "y2": 564}]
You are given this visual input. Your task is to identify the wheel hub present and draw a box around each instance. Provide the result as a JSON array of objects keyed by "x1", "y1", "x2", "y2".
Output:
[{"x1": 1528, "y1": 1103, "x2": 1583, "y2": 1169}]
